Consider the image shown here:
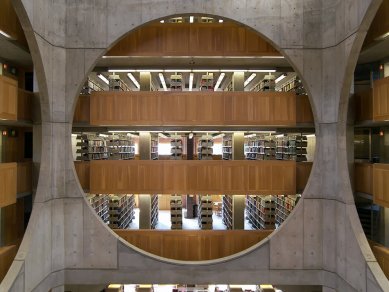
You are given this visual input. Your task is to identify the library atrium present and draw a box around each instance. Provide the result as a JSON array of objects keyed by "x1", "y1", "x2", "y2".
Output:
[{"x1": 0, "y1": 0, "x2": 389, "y2": 292}]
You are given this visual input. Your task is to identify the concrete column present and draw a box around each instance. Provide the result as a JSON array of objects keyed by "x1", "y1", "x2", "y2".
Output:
[
  {"x1": 232, "y1": 72, "x2": 244, "y2": 91},
  {"x1": 139, "y1": 194, "x2": 151, "y2": 229},
  {"x1": 51, "y1": 285, "x2": 65, "y2": 292},
  {"x1": 232, "y1": 195, "x2": 245, "y2": 229},
  {"x1": 139, "y1": 132, "x2": 151, "y2": 160},
  {"x1": 187, "y1": 134, "x2": 194, "y2": 160},
  {"x1": 140, "y1": 72, "x2": 151, "y2": 91},
  {"x1": 232, "y1": 132, "x2": 244, "y2": 160}
]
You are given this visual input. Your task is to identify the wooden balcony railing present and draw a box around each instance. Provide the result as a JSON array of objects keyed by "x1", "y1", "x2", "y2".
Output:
[
  {"x1": 0, "y1": 163, "x2": 17, "y2": 208},
  {"x1": 115, "y1": 229, "x2": 272, "y2": 261},
  {"x1": 0, "y1": 75, "x2": 17, "y2": 121},
  {"x1": 17, "y1": 89, "x2": 33, "y2": 121},
  {"x1": 0, "y1": 245, "x2": 17, "y2": 282},
  {"x1": 369, "y1": 240, "x2": 389, "y2": 280},
  {"x1": 17, "y1": 162, "x2": 32, "y2": 194}
]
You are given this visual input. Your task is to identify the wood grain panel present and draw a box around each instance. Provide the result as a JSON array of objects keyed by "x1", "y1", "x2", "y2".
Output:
[
  {"x1": 363, "y1": 0, "x2": 389, "y2": 48},
  {"x1": 0, "y1": 245, "x2": 17, "y2": 282},
  {"x1": 73, "y1": 95, "x2": 90, "y2": 124},
  {"x1": 373, "y1": 163, "x2": 389, "y2": 208},
  {"x1": 17, "y1": 162, "x2": 32, "y2": 194},
  {"x1": 17, "y1": 89, "x2": 33, "y2": 121},
  {"x1": 0, "y1": 75, "x2": 18, "y2": 121},
  {"x1": 1, "y1": 127, "x2": 31, "y2": 163},
  {"x1": 74, "y1": 161, "x2": 90, "y2": 191},
  {"x1": 89, "y1": 160, "x2": 296, "y2": 195},
  {"x1": 90, "y1": 91, "x2": 296, "y2": 126},
  {"x1": 2, "y1": 199, "x2": 24, "y2": 246},
  {"x1": 296, "y1": 162, "x2": 313, "y2": 192},
  {"x1": 354, "y1": 90, "x2": 373, "y2": 122},
  {"x1": 370, "y1": 241, "x2": 389, "y2": 280},
  {"x1": 115, "y1": 229, "x2": 272, "y2": 261},
  {"x1": 296, "y1": 95, "x2": 314, "y2": 123},
  {"x1": 0, "y1": 0, "x2": 27, "y2": 47},
  {"x1": 106, "y1": 22, "x2": 282, "y2": 57},
  {"x1": 373, "y1": 77, "x2": 389, "y2": 121},
  {"x1": 354, "y1": 162, "x2": 373, "y2": 195},
  {"x1": 0, "y1": 163, "x2": 17, "y2": 208}
]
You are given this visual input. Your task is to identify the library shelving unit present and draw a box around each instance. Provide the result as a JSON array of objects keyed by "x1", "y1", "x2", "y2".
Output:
[
  {"x1": 151, "y1": 135, "x2": 159, "y2": 160},
  {"x1": 275, "y1": 194, "x2": 301, "y2": 227},
  {"x1": 246, "y1": 195, "x2": 276, "y2": 230},
  {"x1": 117, "y1": 195, "x2": 136, "y2": 229},
  {"x1": 170, "y1": 135, "x2": 183, "y2": 160},
  {"x1": 198, "y1": 195, "x2": 213, "y2": 229},
  {"x1": 151, "y1": 194, "x2": 159, "y2": 229},
  {"x1": 222, "y1": 134, "x2": 233, "y2": 160},
  {"x1": 274, "y1": 134, "x2": 308, "y2": 161},
  {"x1": 198, "y1": 135, "x2": 213, "y2": 160},
  {"x1": 107, "y1": 135, "x2": 135, "y2": 160},
  {"x1": 108, "y1": 74, "x2": 131, "y2": 91},
  {"x1": 108, "y1": 196, "x2": 121, "y2": 228},
  {"x1": 251, "y1": 74, "x2": 275, "y2": 92},
  {"x1": 244, "y1": 136, "x2": 276, "y2": 160},
  {"x1": 87, "y1": 194, "x2": 109, "y2": 224},
  {"x1": 75, "y1": 134, "x2": 89, "y2": 161},
  {"x1": 295, "y1": 135, "x2": 308, "y2": 162},
  {"x1": 81, "y1": 77, "x2": 104, "y2": 95},
  {"x1": 222, "y1": 195, "x2": 233, "y2": 229},
  {"x1": 276, "y1": 75, "x2": 306, "y2": 95},
  {"x1": 88, "y1": 136, "x2": 109, "y2": 160},
  {"x1": 200, "y1": 73, "x2": 214, "y2": 91},
  {"x1": 170, "y1": 195, "x2": 183, "y2": 230},
  {"x1": 170, "y1": 74, "x2": 183, "y2": 91}
]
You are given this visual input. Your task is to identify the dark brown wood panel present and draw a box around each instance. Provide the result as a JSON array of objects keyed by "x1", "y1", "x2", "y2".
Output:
[
  {"x1": 0, "y1": 245, "x2": 17, "y2": 282},
  {"x1": 0, "y1": 163, "x2": 17, "y2": 208},
  {"x1": 296, "y1": 162, "x2": 313, "y2": 192},
  {"x1": 354, "y1": 162, "x2": 373, "y2": 195},
  {"x1": 354, "y1": 90, "x2": 373, "y2": 122},
  {"x1": 373, "y1": 77, "x2": 389, "y2": 121},
  {"x1": 0, "y1": 75, "x2": 18, "y2": 121},
  {"x1": 74, "y1": 161, "x2": 90, "y2": 191},
  {"x1": 373, "y1": 163, "x2": 389, "y2": 208},
  {"x1": 17, "y1": 89, "x2": 33, "y2": 121},
  {"x1": 73, "y1": 95, "x2": 90, "y2": 124},
  {"x1": 17, "y1": 162, "x2": 32, "y2": 194},
  {"x1": 296, "y1": 95, "x2": 314, "y2": 123},
  {"x1": 115, "y1": 229, "x2": 272, "y2": 261}
]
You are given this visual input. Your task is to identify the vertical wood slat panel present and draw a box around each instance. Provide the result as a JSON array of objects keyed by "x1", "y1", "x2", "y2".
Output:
[
  {"x1": 0, "y1": 163, "x2": 17, "y2": 208},
  {"x1": 114, "y1": 229, "x2": 272, "y2": 261},
  {"x1": 17, "y1": 89, "x2": 33, "y2": 121},
  {"x1": 296, "y1": 95, "x2": 314, "y2": 123},
  {"x1": 73, "y1": 95, "x2": 90, "y2": 124},
  {"x1": 89, "y1": 160, "x2": 296, "y2": 195},
  {"x1": 373, "y1": 164, "x2": 389, "y2": 208},
  {"x1": 354, "y1": 90, "x2": 373, "y2": 122},
  {"x1": 17, "y1": 162, "x2": 32, "y2": 194},
  {"x1": 90, "y1": 91, "x2": 298, "y2": 126},
  {"x1": 0, "y1": 245, "x2": 17, "y2": 282},
  {"x1": 74, "y1": 161, "x2": 90, "y2": 191},
  {"x1": 354, "y1": 163, "x2": 373, "y2": 195},
  {"x1": 296, "y1": 162, "x2": 313, "y2": 193},
  {"x1": 373, "y1": 76, "x2": 389, "y2": 121},
  {"x1": 0, "y1": 75, "x2": 18, "y2": 121}
]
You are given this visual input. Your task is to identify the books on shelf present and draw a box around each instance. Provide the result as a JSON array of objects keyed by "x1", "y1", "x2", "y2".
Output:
[
  {"x1": 151, "y1": 135, "x2": 159, "y2": 160},
  {"x1": 222, "y1": 134, "x2": 233, "y2": 160},
  {"x1": 200, "y1": 73, "x2": 214, "y2": 91},
  {"x1": 170, "y1": 195, "x2": 183, "y2": 229},
  {"x1": 222, "y1": 195, "x2": 233, "y2": 229},
  {"x1": 170, "y1": 74, "x2": 183, "y2": 91},
  {"x1": 198, "y1": 195, "x2": 213, "y2": 229},
  {"x1": 151, "y1": 194, "x2": 159, "y2": 229},
  {"x1": 170, "y1": 135, "x2": 183, "y2": 160},
  {"x1": 251, "y1": 74, "x2": 275, "y2": 92},
  {"x1": 107, "y1": 135, "x2": 135, "y2": 160},
  {"x1": 198, "y1": 135, "x2": 213, "y2": 160}
]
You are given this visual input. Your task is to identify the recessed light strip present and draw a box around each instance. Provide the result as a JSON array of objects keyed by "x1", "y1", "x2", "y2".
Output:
[
  {"x1": 189, "y1": 73, "x2": 194, "y2": 91},
  {"x1": 244, "y1": 73, "x2": 256, "y2": 87},
  {"x1": 97, "y1": 74, "x2": 109, "y2": 85},
  {"x1": 159, "y1": 73, "x2": 168, "y2": 91},
  {"x1": 108, "y1": 69, "x2": 277, "y2": 73},
  {"x1": 127, "y1": 73, "x2": 140, "y2": 89},
  {"x1": 214, "y1": 73, "x2": 225, "y2": 91}
]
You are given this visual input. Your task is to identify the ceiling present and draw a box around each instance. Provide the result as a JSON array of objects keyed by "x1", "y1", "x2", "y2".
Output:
[{"x1": 0, "y1": 34, "x2": 32, "y2": 67}]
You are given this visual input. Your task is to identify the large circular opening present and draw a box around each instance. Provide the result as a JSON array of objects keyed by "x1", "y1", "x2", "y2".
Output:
[{"x1": 71, "y1": 15, "x2": 315, "y2": 261}]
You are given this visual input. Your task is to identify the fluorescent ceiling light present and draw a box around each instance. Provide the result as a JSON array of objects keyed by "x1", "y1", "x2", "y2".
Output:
[
  {"x1": 164, "y1": 69, "x2": 191, "y2": 72},
  {"x1": 250, "y1": 69, "x2": 276, "y2": 73},
  {"x1": 275, "y1": 73, "x2": 287, "y2": 83},
  {"x1": 223, "y1": 69, "x2": 245, "y2": 72},
  {"x1": 192, "y1": 69, "x2": 219, "y2": 72},
  {"x1": 108, "y1": 69, "x2": 134, "y2": 72},
  {"x1": 258, "y1": 56, "x2": 284, "y2": 59},
  {"x1": 127, "y1": 73, "x2": 140, "y2": 89},
  {"x1": 244, "y1": 73, "x2": 257, "y2": 87},
  {"x1": 160, "y1": 20, "x2": 165, "y2": 23},
  {"x1": 305, "y1": 134, "x2": 316, "y2": 138},
  {"x1": 108, "y1": 130, "x2": 129, "y2": 133},
  {"x1": 0, "y1": 30, "x2": 12, "y2": 39},
  {"x1": 97, "y1": 74, "x2": 109, "y2": 85},
  {"x1": 159, "y1": 73, "x2": 168, "y2": 91},
  {"x1": 189, "y1": 73, "x2": 194, "y2": 91},
  {"x1": 140, "y1": 69, "x2": 161, "y2": 72},
  {"x1": 99, "y1": 134, "x2": 109, "y2": 137},
  {"x1": 190, "y1": 16, "x2": 194, "y2": 23},
  {"x1": 214, "y1": 73, "x2": 225, "y2": 91},
  {"x1": 375, "y1": 31, "x2": 389, "y2": 41},
  {"x1": 188, "y1": 133, "x2": 194, "y2": 139},
  {"x1": 219, "y1": 19, "x2": 223, "y2": 23},
  {"x1": 244, "y1": 134, "x2": 256, "y2": 138}
]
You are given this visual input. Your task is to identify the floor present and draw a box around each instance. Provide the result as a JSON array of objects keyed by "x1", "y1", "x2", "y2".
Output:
[{"x1": 129, "y1": 209, "x2": 254, "y2": 230}]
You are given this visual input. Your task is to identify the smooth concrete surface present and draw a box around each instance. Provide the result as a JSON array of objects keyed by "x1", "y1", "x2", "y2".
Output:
[
  {"x1": 139, "y1": 132, "x2": 151, "y2": 160},
  {"x1": 232, "y1": 195, "x2": 245, "y2": 230},
  {"x1": 1, "y1": 0, "x2": 388, "y2": 291},
  {"x1": 232, "y1": 72, "x2": 244, "y2": 91},
  {"x1": 232, "y1": 132, "x2": 244, "y2": 160}
]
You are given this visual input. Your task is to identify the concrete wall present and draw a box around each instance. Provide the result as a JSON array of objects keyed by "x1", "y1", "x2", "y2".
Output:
[{"x1": 1, "y1": 0, "x2": 388, "y2": 291}]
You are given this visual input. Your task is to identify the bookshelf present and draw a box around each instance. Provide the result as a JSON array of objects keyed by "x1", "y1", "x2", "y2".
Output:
[
  {"x1": 198, "y1": 135, "x2": 213, "y2": 160},
  {"x1": 108, "y1": 135, "x2": 135, "y2": 160},
  {"x1": 108, "y1": 74, "x2": 131, "y2": 91},
  {"x1": 81, "y1": 77, "x2": 104, "y2": 95},
  {"x1": 151, "y1": 194, "x2": 159, "y2": 229},
  {"x1": 222, "y1": 134, "x2": 233, "y2": 160},
  {"x1": 75, "y1": 134, "x2": 89, "y2": 161},
  {"x1": 222, "y1": 195, "x2": 233, "y2": 229},
  {"x1": 198, "y1": 195, "x2": 213, "y2": 229},
  {"x1": 244, "y1": 136, "x2": 275, "y2": 160},
  {"x1": 275, "y1": 194, "x2": 301, "y2": 227},
  {"x1": 200, "y1": 73, "x2": 214, "y2": 91},
  {"x1": 170, "y1": 74, "x2": 183, "y2": 91},
  {"x1": 87, "y1": 194, "x2": 109, "y2": 223},
  {"x1": 170, "y1": 135, "x2": 183, "y2": 160},
  {"x1": 88, "y1": 137, "x2": 109, "y2": 160},
  {"x1": 251, "y1": 74, "x2": 275, "y2": 92},
  {"x1": 276, "y1": 75, "x2": 306, "y2": 95},
  {"x1": 151, "y1": 135, "x2": 159, "y2": 160},
  {"x1": 246, "y1": 195, "x2": 276, "y2": 230},
  {"x1": 170, "y1": 195, "x2": 183, "y2": 229}
]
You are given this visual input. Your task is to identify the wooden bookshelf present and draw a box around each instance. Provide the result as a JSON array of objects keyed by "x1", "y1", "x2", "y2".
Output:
[
  {"x1": 106, "y1": 194, "x2": 135, "y2": 229},
  {"x1": 170, "y1": 136, "x2": 183, "y2": 160},
  {"x1": 151, "y1": 135, "x2": 159, "y2": 160}
]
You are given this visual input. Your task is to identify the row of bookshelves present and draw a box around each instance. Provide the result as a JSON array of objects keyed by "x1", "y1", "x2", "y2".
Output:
[
  {"x1": 198, "y1": 195, "x2": 213, "y2": 229},
  {"x1": 170, "y1": 195, "x2": 183, "y2": 229},
  {"x1": 151, "y1": 194, "x2": 159, "y2": 229}
]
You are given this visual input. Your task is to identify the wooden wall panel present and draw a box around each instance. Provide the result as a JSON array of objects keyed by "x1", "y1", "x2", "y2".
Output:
[
  {"x1": 115, "y1": 229, "x2": 272, "y2": 261},
  {"x1": 354, "y1": 163, "x2": 373, "y2": 195},
  {"x1": 0, "y1": 163, "x2": 17, "y2": 208},
  {"x1": 73, "y1": 95, "x2": 90, "y2": 124},
  {"x1": 354, "y1": 90, "x2": 373, "y2": 122},
  {"x1": 373, "y1": 164, "x2": 389, "y2": 208},
  {"x1": 17, "y1": 162, "x2": 32, "y2": 194},
  {"x1": 106, "y1": 23, "x2": 281, "y2": 57},
  {"x1": 2, "y1": 199, "x2": 24, "y2": 246},
  {"x1": 0, "y1": 75, "x2": 18, "y2": 121},
  {"x1": 296, "y1": 162, "x2": 313, "y2": 192},
  {"x1": 0, "y1": 245, "x2": 17, "y2": 282},
  {"x1": 89, "y1": 160, "x2": 296, "y2": 195},
  {"x1": 1, "y1": 127, "x2": 31, "y2": 163},
  {"x1": 296, "y1": 95, "x2": 314, "y2": 123},
  {"x1": 370, "y1": 241, "x2": 389, "y2": 280},
  {"x1": 373, "y1": 77, "x2": 389, "y2": 121},
  {"x1": 0, "y1": 0, "x2": 27, "y2": 47},
  {"x1": 74, "y1": 161, "x2": 90, "y2": 191},
  {"x1": 90, "y1": 91, "x2": 297, "y2": 126},
  {"x1": 17, "y1": 89, "x2": 33, "y2": 121}
]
